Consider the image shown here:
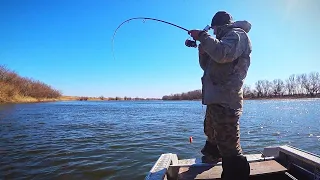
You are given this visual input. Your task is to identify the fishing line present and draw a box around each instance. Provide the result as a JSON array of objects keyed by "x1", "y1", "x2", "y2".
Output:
[
  {"x1": 111, "y1": 17, "x2": 190, "y2": 61},
  {"x1": 112, "y1": 18, "x2": 210, "y2": 158}
]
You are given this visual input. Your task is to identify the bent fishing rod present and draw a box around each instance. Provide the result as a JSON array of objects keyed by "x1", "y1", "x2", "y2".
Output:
[{"x1": 112, "y1": 17, "x2": 211, "y2": 60}]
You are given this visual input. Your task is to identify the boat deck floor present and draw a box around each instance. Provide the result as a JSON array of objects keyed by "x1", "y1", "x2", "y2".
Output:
[{"x1": 177, "y1": 160, "x2": 291, "y2": 180}]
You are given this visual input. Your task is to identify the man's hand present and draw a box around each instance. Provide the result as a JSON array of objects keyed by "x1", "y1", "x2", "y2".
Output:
[{"x1": 188, "y1": 29, "x2": 203, "y2": 41}]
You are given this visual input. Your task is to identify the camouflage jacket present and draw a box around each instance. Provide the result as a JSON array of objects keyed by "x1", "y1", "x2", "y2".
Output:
[{"x1": 198, "y1": 21, "x2": 252, "y2": 110}]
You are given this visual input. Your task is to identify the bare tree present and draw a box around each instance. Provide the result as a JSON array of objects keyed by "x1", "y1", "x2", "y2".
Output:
[
  {"x1": 307, "y1": 72, "x2": 320, "y2": 96},
  {"x1": 0, "y1": 65, "x2": 9, "y2": 81},
  {"x1": 285, "y1": 74, "x2": 296, "y2": 95},
  {"x1": 243, "y1": 84, "x2": 252, "y2": 98},
  {"x1": 1, "y1": 65, "x2": 62, "y2": 101},
  {"x1": 261, "y1": 80, "x2": 272, "y2": 97},
  {"x1": 255, "y1": 80, "x2": 263, "y2": 97},
  {"x1": 299, "y1": 73, "x2": 310, "y2": 95},
  {"x1": 272, "y1": 79, "x2": 285, "y2": 96},
  {"x1": 296, "y1": 74, "x2": 306, "y2": 95}
]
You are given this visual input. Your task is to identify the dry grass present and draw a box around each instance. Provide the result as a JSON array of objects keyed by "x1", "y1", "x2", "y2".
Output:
[
  {"x1": 59, "y1": 96, "x2": 79, "y2": 101},
  {"x1": 0, "y1": 65, "x2": 62, "y2": 103}
]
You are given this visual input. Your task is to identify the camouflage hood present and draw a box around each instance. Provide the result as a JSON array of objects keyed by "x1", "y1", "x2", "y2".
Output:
[
  {"x1": 231, "y1": 20, "x2": 251, "y2": 33},
  {"x1": 216, "y1": 20, "x2": 251, "y2": 39}
]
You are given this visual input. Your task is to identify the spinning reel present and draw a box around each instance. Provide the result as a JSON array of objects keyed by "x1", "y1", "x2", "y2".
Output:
[{"x1": 185, "y1": 25, "x2": 211, "y2": 48}]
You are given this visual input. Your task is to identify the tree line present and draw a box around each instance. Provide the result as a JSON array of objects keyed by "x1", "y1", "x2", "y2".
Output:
[
  {"x1": 245, "y1": 71, "x2": 320, "y2": 98},
  {"x1": 78, "y1": 96, "x2": 160, "y2": 101},
  {"x1": 162, "y1": 71, "x2": 320, "y2": 100},
  {"x1": 162, "y1": 90, "x2": 202, "y2": 100},
  {"x1": 0, "y1": 65, "x2": 62, "y2": 102}
]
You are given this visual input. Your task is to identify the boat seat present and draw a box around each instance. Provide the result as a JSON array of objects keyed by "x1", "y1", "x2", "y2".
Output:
[{"x1": 176, "y1": 160, "x2": 287, "y2": 180}]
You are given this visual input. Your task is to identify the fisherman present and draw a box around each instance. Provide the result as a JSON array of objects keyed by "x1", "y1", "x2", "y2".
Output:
[{"x1": 188, "y1": 11, "x2": 252, "y2": 179}]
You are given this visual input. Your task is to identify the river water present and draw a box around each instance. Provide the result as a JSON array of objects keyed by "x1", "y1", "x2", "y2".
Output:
[{"x1": 0, "y1": 99, "x2": 319, "y2": 180}]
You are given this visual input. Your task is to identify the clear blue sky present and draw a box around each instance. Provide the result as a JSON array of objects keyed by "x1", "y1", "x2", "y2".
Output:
[{"x1": 1, "y1": 0, "x2": 319, "y2": 98}]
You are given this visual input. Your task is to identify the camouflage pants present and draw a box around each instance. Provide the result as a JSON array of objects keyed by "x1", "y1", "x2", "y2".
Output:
[{"x1": 204, "y1": 104, "x2": 243, "y2": 157}]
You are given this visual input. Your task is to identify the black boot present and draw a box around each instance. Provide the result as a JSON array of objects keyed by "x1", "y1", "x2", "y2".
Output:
[
  {"x1": 201, "y1": 141, "x2": 221, "y2": 157},
  {"x1": 201, "y1": 141, "x2": 222, "y2": 163},
  {"x1": 221, "y1": 155, "x2": 250, "y2": 180}
]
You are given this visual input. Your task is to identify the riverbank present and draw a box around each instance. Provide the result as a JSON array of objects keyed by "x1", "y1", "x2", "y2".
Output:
[
  {"x1": 0, "y1": 95, "x2": 162, "y2": 104},
  {"x1": 0, "y1": 96, "x2": 101, "y2": 104},
  {"x1": 2, "y1": 96, "x2": 319, "y2": 104},
  {"x1": 0, "y1": 95, "x2": 60, "y2": 104},
  {"x1": 0, "y1": 65, "x2": 62, "y2": 104}
]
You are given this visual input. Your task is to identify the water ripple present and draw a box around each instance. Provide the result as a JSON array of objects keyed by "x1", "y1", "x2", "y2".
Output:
[{"x1": 0, "y1": 100, "x2": 320, "y2": 179}]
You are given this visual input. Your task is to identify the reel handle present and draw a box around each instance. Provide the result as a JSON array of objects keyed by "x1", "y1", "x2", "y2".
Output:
[{"x1": 185, "y1": 39, "x2": 197, "y2": 48}]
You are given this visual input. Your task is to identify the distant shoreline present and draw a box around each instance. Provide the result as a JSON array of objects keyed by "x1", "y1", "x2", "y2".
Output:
[
  {"x1": 0, "y1": 96, "x2": 162, "y2": 104},
  {"x1": 244, "y1": 96, "x2": 320, "y2": 101},
  {"x1": 1, "y1": 96, "x2": 320, "y2": 104}
]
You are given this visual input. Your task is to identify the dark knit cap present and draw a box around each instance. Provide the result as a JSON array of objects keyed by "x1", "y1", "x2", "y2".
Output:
[{"x1": 211, "y1": 11, "x2": 233, "y2": 27}]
